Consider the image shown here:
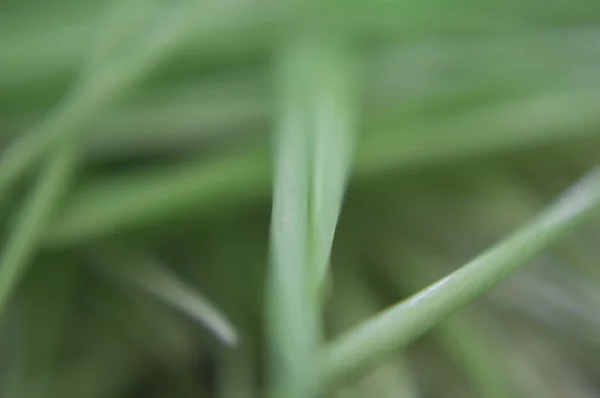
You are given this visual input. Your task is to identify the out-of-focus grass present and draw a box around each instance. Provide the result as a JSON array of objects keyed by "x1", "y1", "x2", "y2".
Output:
[{"x1": 3, "y1": 1, "x2": 600, "y2": 397}]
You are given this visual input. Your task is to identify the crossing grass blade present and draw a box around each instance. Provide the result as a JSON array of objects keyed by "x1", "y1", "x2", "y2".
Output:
[
  {"x1": 379, "y1": 248, "x2": 513, "y2": 398},
  {"x1": 0, "y1": 142, "x2": 76, "y2": 319},
  {"x1": 321, "y1": 166, "x2": 600, "y2": 385},
  {"x1": 330, "y1": 262, "x2": 420, "y2": 398},
  {"x1": 5, "y1": 1, "x2": 600, "y2": 398},
  {"x1": 0, "y1": 0, "x2": 216, "y2": 201},
  {"x1": 0, "y1": 0, "x2": 158, "y2": 320}
]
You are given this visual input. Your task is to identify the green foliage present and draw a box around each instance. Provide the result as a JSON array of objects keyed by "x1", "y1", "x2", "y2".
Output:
[{"x1": 2, "y1": 0, "x2": 600, "y2": 397}]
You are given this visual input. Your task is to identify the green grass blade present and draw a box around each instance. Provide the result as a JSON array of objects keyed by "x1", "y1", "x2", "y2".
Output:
[
  {"x1": 380, "y1": 248, "x2": 513, "y2": 398},
  {"x1": 45, "y1": 149, "x2": 271, "y2": 246},
  {"x1": 330, "y1": 263, "x2": 419, "y2": 398},
  {"x1": 0, "y1": 0, "x2": 154, "y2": 320},
  {"x1": 4, "y1": 1, "x2": 599, "y2": 91},
  {"x1": 266, "y1": 37, "x2": 320, "y2": 398},
  {"x1": 0, "y1": 0, "x2": 211, "y2": 201},
  {"x1": 309, "y1": 39, "x2": 357, "y2": 295},
  {"x1": 356, "y1": 88, "x2": 600, "y2": 177},
  {"x1": 46, "y1": 86, "x2": 600, "y2": 247},
  {"x1": 0, "y1": 142, "x2": 76, "y2": 319},
  {"x1": 93, "y1": 250, "x2": 238, "y2": 346},
  {"x1": 83, "y1": 0, "x2": 161, "y2": 76},
  {"x1": 321, "y1": 166, "x2": 600, "y2": 385}
]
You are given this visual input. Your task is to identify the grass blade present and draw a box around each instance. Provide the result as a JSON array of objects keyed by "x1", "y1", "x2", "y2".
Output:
[
  {"x1": 379, "y1": 248, "x2": 513, "y2": 398},
  {"x1": 0, "y1": 0, "x2": 213, "y2": 201},
  {"x1": 321, "y1": 166, "x2": 600, "y2": 385},
  {"x1": 93, "y1": 250, "x2": 238, "y2": 347},
  {"x1": 330, "y1": 262, "x2": 420, "y2": 398},
  {"x1": 46, "y1": 86, "x2": 600, "y2": 247},
  {"x1": 266, "y1": 36, "x2": 320, "y2": 398},
  {"x1": 0, "y1": 142, "x2": 76, "y2": 319},
  {"x1": 309, "y1": 39, "x2": 357, "y2": 294},
  {"x1": 0, "y1": 0, "x2": 151, "y2": 320}
]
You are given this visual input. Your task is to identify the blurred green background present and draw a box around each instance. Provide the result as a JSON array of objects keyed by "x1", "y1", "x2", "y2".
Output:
[{"x1": 2, "y1": 0, "x2": 600, "y2": 397}]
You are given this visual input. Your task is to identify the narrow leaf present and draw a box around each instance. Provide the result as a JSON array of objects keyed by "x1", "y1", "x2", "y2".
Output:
[
  {"x1": 267, "y1": 35, "x2": 337, "y2": 398},
  {"x1": 0, "y1": 142, "x2": 76, "y2": 318},
  {"x1": 95, "y1": 250, "x2": 238, "y2": 347},
  {"x1": 322, "y1": 166, "x2": 600, "y2": 385},
  {"x1": 310, "y1": 38, "x2": 357, "y2": 294}
]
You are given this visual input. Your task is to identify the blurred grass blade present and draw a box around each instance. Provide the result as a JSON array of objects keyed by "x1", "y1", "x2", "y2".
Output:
[
  {"x1": 0, "y1": 0, "x2": 146, "y2": 320},
  {"x1": 330, "y1": 261, "x2": 419, "y2": 398},
  {"x1": 46, "y1": 86, "x2": 600, "y2": 247},
  {"x1": 310, "y1": 39, "x2": 357, "y2": 295},
  {"x1": 84, "y1": 0, "x2": 162, "y2": 76},
  {"x1": 0, "y1": 0, "x2": 212, "y2": 201},
  {"x1": 266, "y1": 36, "x2": 320, "y2": 398},
  {"x1": 95, "y1": 250, "x2": 238, "y2": 346},
  {"x1": 357, "y1": 89, "x2": 600, "y2": 177},
  {"x1": 322, "y1": 166, "x2": 600, "y2": 385},
  {"x1": 381, "y1": 249, "x2": 513, "y2": 398},
  {"x1": 0, "y1": 143, "x2": 76, "y2": 319},
  {"x1": 4, "y1": 0, "x2": 599, "y2": 90},
  {"x1": 46, "y1": 149, "x2": 271, "y2": 246},
  {"x1": 435, "y1": 317, "x2": 513, "y2": 398}
]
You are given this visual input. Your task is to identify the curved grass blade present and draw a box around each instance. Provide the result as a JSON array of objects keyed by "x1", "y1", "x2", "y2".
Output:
[
  {"x1": 93, "y1": 250, "x2": 238, "y2": 347},
  {"x1": 321, "y1": 166, "x2": 600, "y2": 385}
]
